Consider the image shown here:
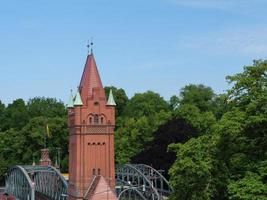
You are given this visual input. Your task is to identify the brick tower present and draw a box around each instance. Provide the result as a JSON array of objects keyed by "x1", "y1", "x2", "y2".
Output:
[{"x1": 67, "y1": 50, "x2": 116, "y2": 199}]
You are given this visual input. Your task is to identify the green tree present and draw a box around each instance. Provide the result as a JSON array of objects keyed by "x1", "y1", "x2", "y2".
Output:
[
  {"x1": 27, "y1": 97, "x2": 66, "y2": 118},
  {"x1": 123, "y1": 91, "x2": 170, "y2": 118},
  {"x1": 168, "y1": 135, "x2": 224, "y2": 200},
  {"x1": 0, "y1": 100, "x2": 5, "y2": 131},
  {"x1": 115, "y1": 91, "x2": 171, "y2": 163},
  {"x1": 228, "y1": 172, "x2": 267, "y2": 200},
  {"x1": 179, "y1": 84, "x2": 215, "y2": 112},
  {"x1": 226, "y1": 60, "x2": 267, "y2": 115},
  {"x1": 169, "y1": 95, "x2": 179, "y2": 110},
  {"x1": 115, "y1": 116, "x2": 152, "y2": 163},
  {"x1": 174, "y1": 104, "x2": 216, "y2": 134},
  {"x1": 169, "y1": 60, "x2": 267, "y2": 199},
  {"x1": 2, "y1": 99, "x2": 29, "y2": 130}
]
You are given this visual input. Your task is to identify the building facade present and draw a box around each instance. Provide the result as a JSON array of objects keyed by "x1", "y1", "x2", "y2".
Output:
[{"x1": 67, "y1": 51, "x2": 116, "y2": 199}]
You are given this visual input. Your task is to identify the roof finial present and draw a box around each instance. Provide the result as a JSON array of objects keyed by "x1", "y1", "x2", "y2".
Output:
[
  {"x1": 90, "y1": 37, "x2": 94, "y2": 54},
  {"x1": 86, "y1": 40, "x2": 90, "y2": 55},
  {"x1": 86, "y1": 37, "x2": 94, "y2": 55}
]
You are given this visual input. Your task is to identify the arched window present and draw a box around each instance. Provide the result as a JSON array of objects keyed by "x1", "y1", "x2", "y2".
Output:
[
  {"x1": 93, "y1": 169, "x2": 96, "y2": 175},
  {"x1": 94, "y1": 114, "x2": 99, "y2": 124},
  {"x1": 101, "y1": 117, "x2": 104, "y2": 124},
  {"x1": 98, "y1": 168, "x2": 101, "y2": 175},
  {"x1": 89, "y1": 117, "x2": 92, "y2": 124}
]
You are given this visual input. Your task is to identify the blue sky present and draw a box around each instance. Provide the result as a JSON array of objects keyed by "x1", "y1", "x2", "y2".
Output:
[{"x1": 0, "y1": 0, "x2": 267, "y2": 105}]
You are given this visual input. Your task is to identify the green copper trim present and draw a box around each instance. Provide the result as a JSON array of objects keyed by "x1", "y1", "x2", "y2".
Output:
[
  {"x1": 107, "y1": 89, "x2": 116, "y2": 106},
  {"x1": 67, "y1": 90, "x2": 74, "y2": 108},
  {"x1": 74, "y1": 89, "x2": 83, "y2": 106}
]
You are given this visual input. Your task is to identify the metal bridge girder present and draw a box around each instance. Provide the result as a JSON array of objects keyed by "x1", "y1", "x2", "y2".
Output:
[
  {"x1": 6, "y1": 165, "x2": 68, "y2": 200},
  {"x1": 115, "y1": 164, "x2": 173, "y2": 200}
]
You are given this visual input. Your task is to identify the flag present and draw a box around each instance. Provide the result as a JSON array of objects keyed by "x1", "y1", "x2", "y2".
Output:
[{"x1": 46, "y1": 124, "x2": 51, "y2": 138}]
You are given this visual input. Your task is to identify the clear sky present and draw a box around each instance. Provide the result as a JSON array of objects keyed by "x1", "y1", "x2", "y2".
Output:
[{"x1": 1, "y1": 0, "x2": 267, "y2": 105}]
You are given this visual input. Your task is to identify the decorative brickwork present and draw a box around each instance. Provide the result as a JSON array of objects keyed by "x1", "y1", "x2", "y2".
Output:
[
  {"x1": 67, "y1": 53, "x2": 116, "y2": 200},
  {"x1": 39, "y1": 149, "x2": 51, "y2": 166}
]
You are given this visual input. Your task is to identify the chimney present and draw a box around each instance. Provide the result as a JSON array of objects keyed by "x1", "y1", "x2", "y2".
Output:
[{"x1": 39, "y1": 149, "x2": 52, "y2": 166}]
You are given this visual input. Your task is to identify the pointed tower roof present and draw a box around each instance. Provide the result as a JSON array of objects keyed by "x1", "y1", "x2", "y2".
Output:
[
  {"x1": 74, "y1": 89, "x2": 83, "y2": 106},
  {"x1": 79, "y1": 53, "x2": 106, "y2": 103},
  {"x1": 107, "y1": 89, "x2": 116, "y2": 106},
  {"x1": 67, "y1": 90, "x2": 74, "y2": 108}
]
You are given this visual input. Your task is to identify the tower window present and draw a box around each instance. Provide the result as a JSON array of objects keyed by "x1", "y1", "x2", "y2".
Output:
[
  {"x1": 94, "y1": 114, "x2": 99, "y2": 124},
  {"x1": 98, "y1": 168, "x2": 100, "y2": 175},
  {"x1": 93, "y1": 168, "x2": 96, "y2": 175}
]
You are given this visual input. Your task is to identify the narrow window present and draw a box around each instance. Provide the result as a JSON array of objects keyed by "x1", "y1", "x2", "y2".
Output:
[
  {"x1": 98, "y1": 168, "x2": 101, "y2": 175},
  {"x1": 93, "y1": 168, "x2": 96, "y2": 175},
  {"x1": 94, "y1": 114, "x2": 99, "y2": 124},
  {"x1": 101, "y1": 117, "x2": 104, "y2": 124},
  {"x1": 89, "y1": 117, "x2": 92, "y2": 124}
]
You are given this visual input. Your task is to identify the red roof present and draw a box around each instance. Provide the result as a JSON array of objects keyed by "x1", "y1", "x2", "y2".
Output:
[{"x1": 79, "y1": 53, "x2": 106, "y2": 103}]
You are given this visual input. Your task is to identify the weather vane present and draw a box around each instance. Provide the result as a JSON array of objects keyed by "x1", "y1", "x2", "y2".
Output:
[{"x1": 87, "y1": 37, "x2": 94, "y2": 54}]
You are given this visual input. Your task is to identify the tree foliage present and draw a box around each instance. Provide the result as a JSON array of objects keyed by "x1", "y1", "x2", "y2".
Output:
[
  {"x1": 123, "y1": 91, "x2": 169, "y2": 118},
  {"x1": 132, "y1": 117, "x2": 199, "y2": 178},
  {"x1": 179, "y1": 84, "x2": 215, "y2": 112},
  {"x1": 169, "y1": 60, "x2": 267, "y2": 199},
  {"x1": 0, "y1": 97, "x2": 68, "y2": 183},
  {"x1": 0, "y1": 60, "x2": 266, "y2": 200}
]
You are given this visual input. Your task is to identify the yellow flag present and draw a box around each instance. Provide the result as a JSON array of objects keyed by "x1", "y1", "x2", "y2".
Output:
[{"x1": 46, "y1": 124, "x2": 51, "y2": 138}]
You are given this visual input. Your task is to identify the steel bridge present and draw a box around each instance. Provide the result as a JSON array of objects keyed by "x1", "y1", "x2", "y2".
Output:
[
  {"x1": 116, "y1": 164, "x2": 173, "y2": 200},
  {"x1": 5, "y1": 165, "x2": 68, "y2": 200},
  {"x1": 5, "y1": 164, "x2": 172, "y2": 200}
]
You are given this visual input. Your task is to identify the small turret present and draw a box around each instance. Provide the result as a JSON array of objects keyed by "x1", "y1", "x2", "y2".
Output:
[
  {"x1": 107, "y1": 89, "x2": 116, "y2": 106},
  {"x1": 74, "y1": 89, "x2": 83, "y2": 106},
  {"x1": 67, "y1": 90, "x2": 74, "y2": 108}
]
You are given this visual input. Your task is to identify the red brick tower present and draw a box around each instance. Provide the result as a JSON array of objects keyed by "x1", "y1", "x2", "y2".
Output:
[{"x1": 67, "y1": 51, "x2": 116, "y2": 199}]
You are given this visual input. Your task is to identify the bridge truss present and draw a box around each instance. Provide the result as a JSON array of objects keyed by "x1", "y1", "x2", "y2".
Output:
[
  {"x1": 115, "y1": 164, "x2": 173, "y2": 200},
  {"x1": 6, "y1": 165, "x2": 68, "y2": 200},
  {"x1": 5, "y1": 164, "x2": 172, "y2": 200}
]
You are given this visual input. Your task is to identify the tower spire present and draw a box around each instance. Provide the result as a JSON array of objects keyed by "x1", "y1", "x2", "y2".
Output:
[{"x1": 79, "y1": 49, "x2": 106, "y2": 103}]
